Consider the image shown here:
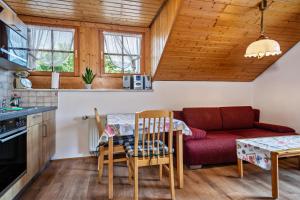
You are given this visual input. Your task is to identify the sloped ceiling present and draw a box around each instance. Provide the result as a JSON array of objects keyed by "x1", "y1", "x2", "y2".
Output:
[
  {"x1": 153, "y1": 0, "x2": 300, "y2": 81},
  {"x1": 4, "y1": 0, "x2": 165, "y2": 27}
]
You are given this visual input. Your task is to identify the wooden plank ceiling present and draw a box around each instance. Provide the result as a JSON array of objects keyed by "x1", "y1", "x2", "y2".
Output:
[
  {"x1": 153, "y1": 0, "x2": 300, "y2": 81},
  {"x1": 4, "y1": 0, "x2": 165, "y2": 27}
]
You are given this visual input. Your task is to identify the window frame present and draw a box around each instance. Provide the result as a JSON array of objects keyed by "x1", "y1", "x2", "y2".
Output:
[
  {"x1": 99, "y1": 29, "x2": 145, "y2": 77},
  {"x1": 28, "y1": 23, "x2": 80, "y2": 77}
]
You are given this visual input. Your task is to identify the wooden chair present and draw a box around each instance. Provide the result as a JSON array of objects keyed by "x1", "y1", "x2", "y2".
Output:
[
  {"x1": 126, "y1": 110, "x2": 175, "y2": 200},
  {"x1": 94, "y1": 108, "x2": 127, "y2": 182}
]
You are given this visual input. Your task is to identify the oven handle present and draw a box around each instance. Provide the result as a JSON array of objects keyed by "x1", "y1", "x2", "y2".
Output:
[
  {"x1": 0, "y1": 127, "x2": 26, "y2": 139},
  {"x1": 0, "y1": 130, "x2": 27, "y2": 143}
]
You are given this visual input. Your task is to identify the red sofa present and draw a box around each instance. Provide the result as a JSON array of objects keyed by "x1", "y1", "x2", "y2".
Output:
[{"x1": 174, "y1": 106, "x2": 296, "y2": 167}]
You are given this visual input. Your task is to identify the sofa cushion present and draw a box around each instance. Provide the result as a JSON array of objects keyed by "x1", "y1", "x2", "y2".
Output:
[
  {"x1": 220, "y1": 106, "x2": 254, "y2": 130},
  {"x1": 254, "y1": 122, "x2": 295, "y2": 133},
  {"x1": 228, "y1": 128, "x2": 297, "y2": 139},
  {"x1": 184, "y1": 127, "x2": 207, "y2": 141},
  {"x1": 183, "y1": 108, "x2": 222, "y2": 131},
  {"x1": 184, "y1": 131, "x2": 242, "y2": 166}
]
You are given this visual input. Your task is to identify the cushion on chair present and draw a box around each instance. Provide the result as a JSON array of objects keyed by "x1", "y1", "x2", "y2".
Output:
[
  {"x1": 124, "y1": 139, "x2": 173, "y2": 157},
  {"x1": 101, "y1": 135, "x2": 135, "y2": 147}
]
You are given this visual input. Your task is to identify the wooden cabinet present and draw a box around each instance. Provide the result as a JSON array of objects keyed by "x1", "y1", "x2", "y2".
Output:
[
  {"x1": 0, "y1": 0, "x2": 27, "y2": 38},
  {"x1": 41, "y1": 111, "x2": 56, "y2": 168},
  {"x1": 0, "y1": 110, "x2": 56, "y2": 200},
  {"x1": 26, "y1": 113, "x2": 42, "y2": 181},
  {"x1": 26, "y1": 111, "x2": 56, "y2": 174},
  {"x1": 27, "y1": 123, "x2": 42, "y2": 180}
]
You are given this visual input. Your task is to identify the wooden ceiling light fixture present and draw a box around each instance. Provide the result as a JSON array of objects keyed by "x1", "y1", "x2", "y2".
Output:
[{"x1": 245, "y1": 0, "x2": 281, "y2": 59}]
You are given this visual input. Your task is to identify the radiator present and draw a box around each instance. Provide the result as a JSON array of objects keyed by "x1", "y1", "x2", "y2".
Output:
[{"x1": 87, "y1": 116, "x2": 99, "y2": 155}]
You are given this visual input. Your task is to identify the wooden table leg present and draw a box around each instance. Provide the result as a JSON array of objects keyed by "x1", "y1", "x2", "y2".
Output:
[
  {"x1": 176, "y1": 131, "x2": 184, "y2": 189},
  {"x1": 298, "y1": 156, "x2": 300, "y2": 170},
  {"x1": 108, "y1": 138, "x2": 113, "y2": 199},
  {"x1": 271, "y1": 152, "x2": 279, "y2": 199},
  {"x1": 237, "y1": 158, "x2": 243, "y2": 178}
]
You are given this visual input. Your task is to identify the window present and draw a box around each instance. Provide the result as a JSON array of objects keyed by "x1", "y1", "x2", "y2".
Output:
[
  {"x1": 102, "y1": 31, "x2": 143, "y2": 74},
  {"x1": 28, "y1": 25, "x2": 76, "y2": 73}
]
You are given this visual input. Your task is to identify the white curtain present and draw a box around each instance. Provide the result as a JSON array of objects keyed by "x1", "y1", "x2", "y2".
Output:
[
  {"x1": 104, "y1": 32, "x2": 141, "y2": 73},
  {"x1": 28, "y1": 25, "x2": 74, "y2": 71},
  {"x1": 28, "y1": 25, "x2": 51, "y2": 70}
]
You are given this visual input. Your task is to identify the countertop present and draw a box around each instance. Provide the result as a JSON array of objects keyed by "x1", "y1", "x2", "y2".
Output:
[
  {"x1": 0, "y1": 106, "x2": 57, "y2": 121},
  {"x1": 13, "y1": 89, "x2": 153, "y2": 92}
]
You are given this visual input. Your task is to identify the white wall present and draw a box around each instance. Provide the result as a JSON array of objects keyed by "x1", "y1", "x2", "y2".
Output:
[
  {"x1": 253, "y1": 42, "x2": 300, "y2": 132},
  {"x1": 54, "y1": 81, "x2": 253, "y2": 159}
]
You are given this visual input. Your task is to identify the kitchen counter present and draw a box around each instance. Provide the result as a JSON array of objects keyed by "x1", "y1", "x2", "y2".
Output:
[{"x1": 0, "y1": 106, "x2": 57, "y2": 121}]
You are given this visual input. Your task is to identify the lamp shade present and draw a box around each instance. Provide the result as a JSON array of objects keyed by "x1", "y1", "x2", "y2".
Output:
[{"x1": 245, "y1": 38, "x2": 282, "y2": 59}]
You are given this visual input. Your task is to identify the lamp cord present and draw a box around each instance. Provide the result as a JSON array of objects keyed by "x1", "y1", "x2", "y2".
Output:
[
  {"x1": 259, "y1": 0, "x2": 267, "y2": 36},
  {"x1": 260, "y1": 9, "x2": 264, "y2": 36}
]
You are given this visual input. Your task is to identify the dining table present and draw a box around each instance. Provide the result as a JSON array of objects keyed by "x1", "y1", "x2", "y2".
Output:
[{"x1": 100, "y1": 113, "x2": 192, "y2": 199}]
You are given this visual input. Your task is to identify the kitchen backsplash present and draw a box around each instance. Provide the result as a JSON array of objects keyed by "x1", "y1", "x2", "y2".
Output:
[
  {"x1": 12, "y1": 90, "x2": 58, "y2": 107},
  {"x1": 0, "y1": 69, "x2": 14, "y2": 101}
]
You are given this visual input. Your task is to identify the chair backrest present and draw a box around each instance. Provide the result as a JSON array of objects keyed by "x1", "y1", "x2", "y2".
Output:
[
  {"x1": 134, "y1": 110, "x2": 173, "y2": 158},
  {"x1": 94, "y1": 108, "x2": 104, "y2": 137}
]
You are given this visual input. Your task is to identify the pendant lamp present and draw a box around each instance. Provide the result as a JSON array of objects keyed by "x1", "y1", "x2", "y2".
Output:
[{"x1": 245, "y1": 0, "x2": 281, "y2": 59}]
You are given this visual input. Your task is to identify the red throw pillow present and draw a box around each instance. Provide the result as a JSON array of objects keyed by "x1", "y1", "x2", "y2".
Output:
[{"x1": 184, "y1": 127, "x2": 207, "y2": 141}]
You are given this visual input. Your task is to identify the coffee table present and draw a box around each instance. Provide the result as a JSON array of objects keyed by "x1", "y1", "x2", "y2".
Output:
[{"x1": 236, "y1": 135, "x2": 300, "y2": 199}]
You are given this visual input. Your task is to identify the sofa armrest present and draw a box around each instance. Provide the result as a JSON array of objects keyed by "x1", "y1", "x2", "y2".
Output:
[
  {"x1": 183, "y1": 127, "x2": 207, "y2": 142},
  {"x1": 254, "y1": 122, "x2": 295, "y2": 133}
]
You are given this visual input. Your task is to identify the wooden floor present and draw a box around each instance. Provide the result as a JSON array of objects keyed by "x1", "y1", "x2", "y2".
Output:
[{"x1": 19, "y1": 157, "x2": 300, "y2": 200}]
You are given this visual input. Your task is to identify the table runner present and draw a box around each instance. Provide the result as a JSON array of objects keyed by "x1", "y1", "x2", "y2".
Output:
[
  {"x1": 100, "y1": 113, "x2": 192, "y2": 144},
  {"x1": 237, "y1": 136, "x2": 300, "y2": 170}
]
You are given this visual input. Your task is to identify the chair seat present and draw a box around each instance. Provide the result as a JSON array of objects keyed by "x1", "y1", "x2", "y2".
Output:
[
  {"x1": 125, "y1": 139, "x2": 173, "y2": 157},
  {"x1": 101, "y1": 135, "x2": 135, "y2": 147}
]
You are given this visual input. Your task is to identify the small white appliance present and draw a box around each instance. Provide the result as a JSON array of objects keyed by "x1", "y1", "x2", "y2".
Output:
[
  {"x1": 51, "y1": 72, "x2": 60, "y2": 89},
  {"x1": 15, "y1": 71, "x2": 32, "y2": 89},
  {"x1": 132, "y1": 75, "x2": 143, "y2": 90},
  {"x1": 123, "y1": 75, "x2": 131, "y2": 89},
  {"x1": 143, "y1": 75, "x2": 152, "y2": 90}
]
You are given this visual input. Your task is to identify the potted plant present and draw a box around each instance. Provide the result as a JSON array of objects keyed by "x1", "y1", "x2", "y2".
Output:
[{"x1": 82, "y1": 67, "x2": 96, "y2": 89}]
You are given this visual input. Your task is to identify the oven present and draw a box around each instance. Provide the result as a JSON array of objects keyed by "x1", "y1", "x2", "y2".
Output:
[{"x1": 0, "y1": 116, "x2": 27, "y2": 197}]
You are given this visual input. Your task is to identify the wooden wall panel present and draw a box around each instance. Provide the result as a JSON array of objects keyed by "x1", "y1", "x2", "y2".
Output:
[
  {"x1": 150, "y1": 0, "x2": 182, "y2": 76},
  {"x1": 153, "y1": 0, "x2": 300, "y2": 81},
  {"x1": 20, "y1": 16, "x2": 150, "y2": 89}
]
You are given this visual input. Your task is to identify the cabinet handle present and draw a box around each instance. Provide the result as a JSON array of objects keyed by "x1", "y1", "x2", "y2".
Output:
[{"x1": 42, "y1": 124, "x2": 47, "y2": 137}]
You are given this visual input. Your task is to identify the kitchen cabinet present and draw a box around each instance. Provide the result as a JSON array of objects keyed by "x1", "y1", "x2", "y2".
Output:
[
  {"x1": 27, "y1": 111, "x2": 56, "y2": 175},
  {"x1": 26, "y1": 113, "x2": 42, "y2": 181},
  {"x1": 0, "y1": 0, "x2": 27, "y2": 38},
  {"x1": 0, "y1": 110, "x2": 56, "y2": 200},
  {"x1": 41, "y1": 111, "x2": 56, "y2": 168},
  {"x1": 27, "y1": 122, "x2": 42, "y2": 180}
]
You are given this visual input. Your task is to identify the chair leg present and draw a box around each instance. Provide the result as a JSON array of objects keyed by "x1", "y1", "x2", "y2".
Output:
[
  {"x1": 98, "y1": 147, "x2": 105, "y2": 182},
  {"x1": 169, "y1": 155, "x2": 176, "y2": 200},
  {"x1": 127, "y1": 159, "x2": 133, "y2": 184},
  {"x1": 159, "y1": 164, "x2": 163, "y2": 181},
  {"x1": 134, "y1": 158, "x2": 139, "y2": 200}
]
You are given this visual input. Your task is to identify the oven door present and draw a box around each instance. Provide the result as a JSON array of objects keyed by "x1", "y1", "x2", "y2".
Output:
[{"x1": 0, "y1": 128, "x2": 27, "y2": 196}]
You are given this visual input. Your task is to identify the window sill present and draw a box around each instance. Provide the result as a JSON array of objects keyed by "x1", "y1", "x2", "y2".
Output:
[{"x1": 13, "y1": 89, "x2": 154, "y2": 93}]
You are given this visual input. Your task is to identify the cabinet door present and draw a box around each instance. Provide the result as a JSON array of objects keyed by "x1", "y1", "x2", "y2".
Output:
[
  {"x1": 49, "y1": 111, "x2": 56, "y2": 157},
  {"x1": 27, "y1": 123, "x2": 42, "y2": 181}
]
